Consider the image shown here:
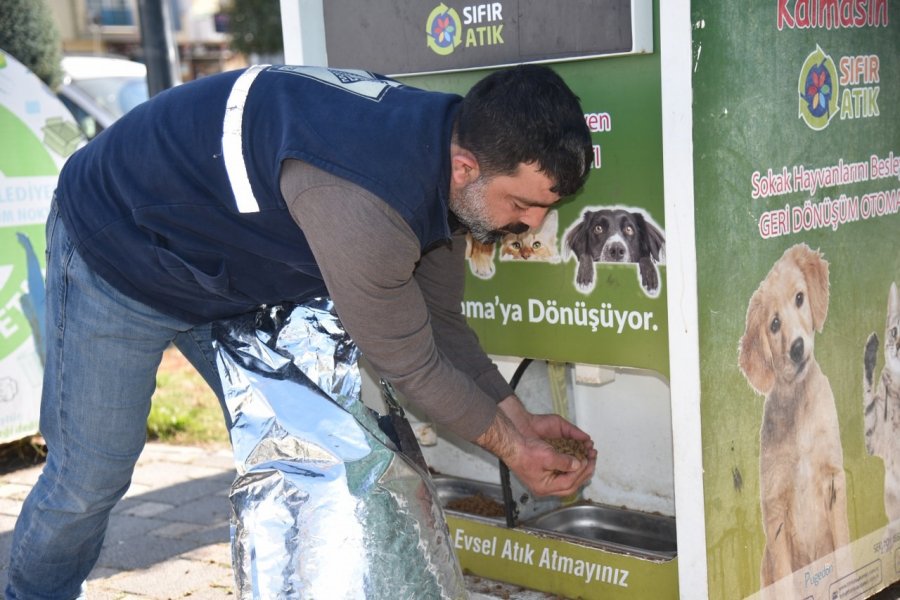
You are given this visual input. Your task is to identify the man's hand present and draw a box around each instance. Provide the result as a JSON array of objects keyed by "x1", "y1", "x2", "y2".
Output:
[{"x1": 474, "y1": 395, "x2": 596, "y2": 497}]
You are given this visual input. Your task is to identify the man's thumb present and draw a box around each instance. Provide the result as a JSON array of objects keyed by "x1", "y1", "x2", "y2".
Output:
[{"x1": 548, "y1": 450, "x2": 582, "y2": 473}]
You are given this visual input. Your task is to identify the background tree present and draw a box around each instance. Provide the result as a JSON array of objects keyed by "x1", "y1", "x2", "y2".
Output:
[
  {"x1": 0, "y1": 0, "x2": 63, "y2": 89},
  {"x1": 225, "y1": 0, "x2": 284, "y2": 61}
]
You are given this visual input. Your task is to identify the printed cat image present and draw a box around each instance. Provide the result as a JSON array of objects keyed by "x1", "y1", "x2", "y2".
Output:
[
  {"x1": 863, "y1": 281, "x2": 900, "y2": 524},
  {"x1": 499, "y1": 210, "x2": 560, "y2": 263}
]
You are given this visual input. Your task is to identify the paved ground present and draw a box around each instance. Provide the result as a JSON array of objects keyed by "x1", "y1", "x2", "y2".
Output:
[{"x1": 0, "y1": 442, "x2": 555, "y2": 599}]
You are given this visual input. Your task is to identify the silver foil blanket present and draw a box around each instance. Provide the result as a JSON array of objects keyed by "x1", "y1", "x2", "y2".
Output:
[{"x1": 213, "y1": 300, "x2": 466, "y2": 599}]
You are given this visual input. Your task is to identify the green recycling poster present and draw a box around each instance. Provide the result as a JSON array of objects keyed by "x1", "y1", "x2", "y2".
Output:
[
  {"x1": 690, "y1": 2, "x2": 899, "y2": 599},
  {"x1": 0, "y1": 50, "x2": 83, "y2": 443},
  {"x1": 402, "y1": 17, "x2": 668, "y2": 378}
]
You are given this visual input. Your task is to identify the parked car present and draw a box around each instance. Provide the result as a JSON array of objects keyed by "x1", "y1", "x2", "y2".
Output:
[{"x1": 57, "y1": 55, "x2": 148, "y2": 139}]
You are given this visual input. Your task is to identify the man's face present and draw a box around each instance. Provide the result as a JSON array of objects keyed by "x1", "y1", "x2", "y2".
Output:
[{"x1": 450, "y1": 162, "x2": 560, "y2": 244}]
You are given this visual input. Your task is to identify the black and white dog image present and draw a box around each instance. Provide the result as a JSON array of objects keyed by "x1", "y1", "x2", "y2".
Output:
[{"x1": 563, "y1": 207, "x2": 666, "y2": 296}]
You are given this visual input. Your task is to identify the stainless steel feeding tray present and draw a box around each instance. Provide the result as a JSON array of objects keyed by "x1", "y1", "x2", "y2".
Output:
[
  {"x1": 431, "y1": 475, "x2": 507, "y2": 522},
  {"x1": 523, "y1": 503, "x2": 677, "y2": 560}
]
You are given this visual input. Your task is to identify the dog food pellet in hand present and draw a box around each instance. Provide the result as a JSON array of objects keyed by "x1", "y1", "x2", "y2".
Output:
[{"x1": 548, "y1": 437, "x2": 589, "y2": 462}]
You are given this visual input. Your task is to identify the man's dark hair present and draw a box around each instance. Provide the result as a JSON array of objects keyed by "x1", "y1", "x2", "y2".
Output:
[{"x1": 454, "y1": 64, "x2": 593, "y2": 197}]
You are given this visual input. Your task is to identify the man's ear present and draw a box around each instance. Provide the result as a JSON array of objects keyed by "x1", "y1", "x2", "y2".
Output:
[{"x1": 449, "y1": 144, "x2": 480, "y2": 188}]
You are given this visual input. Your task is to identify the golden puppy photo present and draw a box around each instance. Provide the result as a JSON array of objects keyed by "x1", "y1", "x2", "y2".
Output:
[{"x1": 738, "y1": 243, "x2": 850, "y2": 590}]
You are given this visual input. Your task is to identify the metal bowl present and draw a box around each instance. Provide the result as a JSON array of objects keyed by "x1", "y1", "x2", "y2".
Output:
[
  {"x1": 431, "y1": 475, "x2": 504, "y2": 503},
  {"x1": 432, "y1": 477, "x2": 677, "y2": 560},
  {"x1": 431, "y1": 475, "x2": 507, "y2": 522},
  {"x1": 523, "y1": 503, "x2": 677, "y2": 560}
]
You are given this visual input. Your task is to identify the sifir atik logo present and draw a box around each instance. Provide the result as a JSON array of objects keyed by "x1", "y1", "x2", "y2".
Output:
[
  {"x1": 797, "y1": 45, "x2": 881, "y2": 131},
  {"x1": 798, "y1": 45, "x2": 840, "y2": 130},
  {"x1": 426, "y1": 2, "x2": 505, "y2": 56},
  {"x1": 426, "y1": 3, "x2": 463, "y2": 56}
]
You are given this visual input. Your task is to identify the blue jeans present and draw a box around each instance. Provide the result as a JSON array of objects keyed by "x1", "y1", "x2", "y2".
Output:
[{"x1": 6, "y1": 201, "x2": 228, "y2": 599}]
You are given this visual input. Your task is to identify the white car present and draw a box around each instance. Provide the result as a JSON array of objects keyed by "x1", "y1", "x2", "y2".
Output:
[{"x1": 57, "y1": 55, "x2": 149, "y2": 139}]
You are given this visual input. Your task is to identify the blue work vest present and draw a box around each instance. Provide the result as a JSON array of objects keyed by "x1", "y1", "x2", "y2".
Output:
[{"x1": 56, "y1": 65, "x2": 461, "y2": 323}]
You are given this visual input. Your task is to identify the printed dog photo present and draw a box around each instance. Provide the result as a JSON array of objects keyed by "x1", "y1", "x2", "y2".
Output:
[
  {"x1": 738, "y1": 243, "x2": 850, "y2": 589},
  {"x1": 862, "y1": 281, "x2": 900, "y2": 526},
  {"x1": 464, "y1": 210, "x2": 561, "y2": 280},
  {"x1": 562, "y1": 206, "x2": 665, "y2": 297}
]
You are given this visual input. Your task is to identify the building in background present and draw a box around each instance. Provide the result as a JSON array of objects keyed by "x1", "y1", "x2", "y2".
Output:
[{"x1": 45, "y1": 0, "x2": 246, "y2": 80}]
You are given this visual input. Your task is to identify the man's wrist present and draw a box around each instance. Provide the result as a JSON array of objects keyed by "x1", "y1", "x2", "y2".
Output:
[
  {"x1": 497, "y1": 395, "x2": 533, "y2": 434},
  {"x1": 474, "y1": 407, "x2": 520, "y2": 465}
]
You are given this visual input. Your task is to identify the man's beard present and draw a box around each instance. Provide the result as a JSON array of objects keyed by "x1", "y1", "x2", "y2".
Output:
[{"x1": 449, "y1": 176, "x2": 527, "y2": 244}]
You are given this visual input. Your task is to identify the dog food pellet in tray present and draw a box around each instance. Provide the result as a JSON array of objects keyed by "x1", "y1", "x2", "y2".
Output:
[{"x1": 446, "y1": 493, "x2": 506, "y2": 517}]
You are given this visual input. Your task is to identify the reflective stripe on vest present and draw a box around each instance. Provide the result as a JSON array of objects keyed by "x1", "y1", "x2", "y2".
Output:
[{"x1": 222, "y1": 64, "x2": 270, "y2": 213}]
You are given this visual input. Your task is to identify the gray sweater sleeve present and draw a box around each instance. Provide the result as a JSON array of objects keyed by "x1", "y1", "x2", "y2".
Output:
[
  {"x1": 413, "y1": 233, "x2": 515, "y2": 402},
  {"x1": 280, "y1": 160, "x2": 509, "y2": 441}
]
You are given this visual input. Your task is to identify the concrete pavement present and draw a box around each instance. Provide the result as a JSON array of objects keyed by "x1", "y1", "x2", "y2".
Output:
[{"x1": 0, "y1": 442, "x2": 554, "y2": 599}]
